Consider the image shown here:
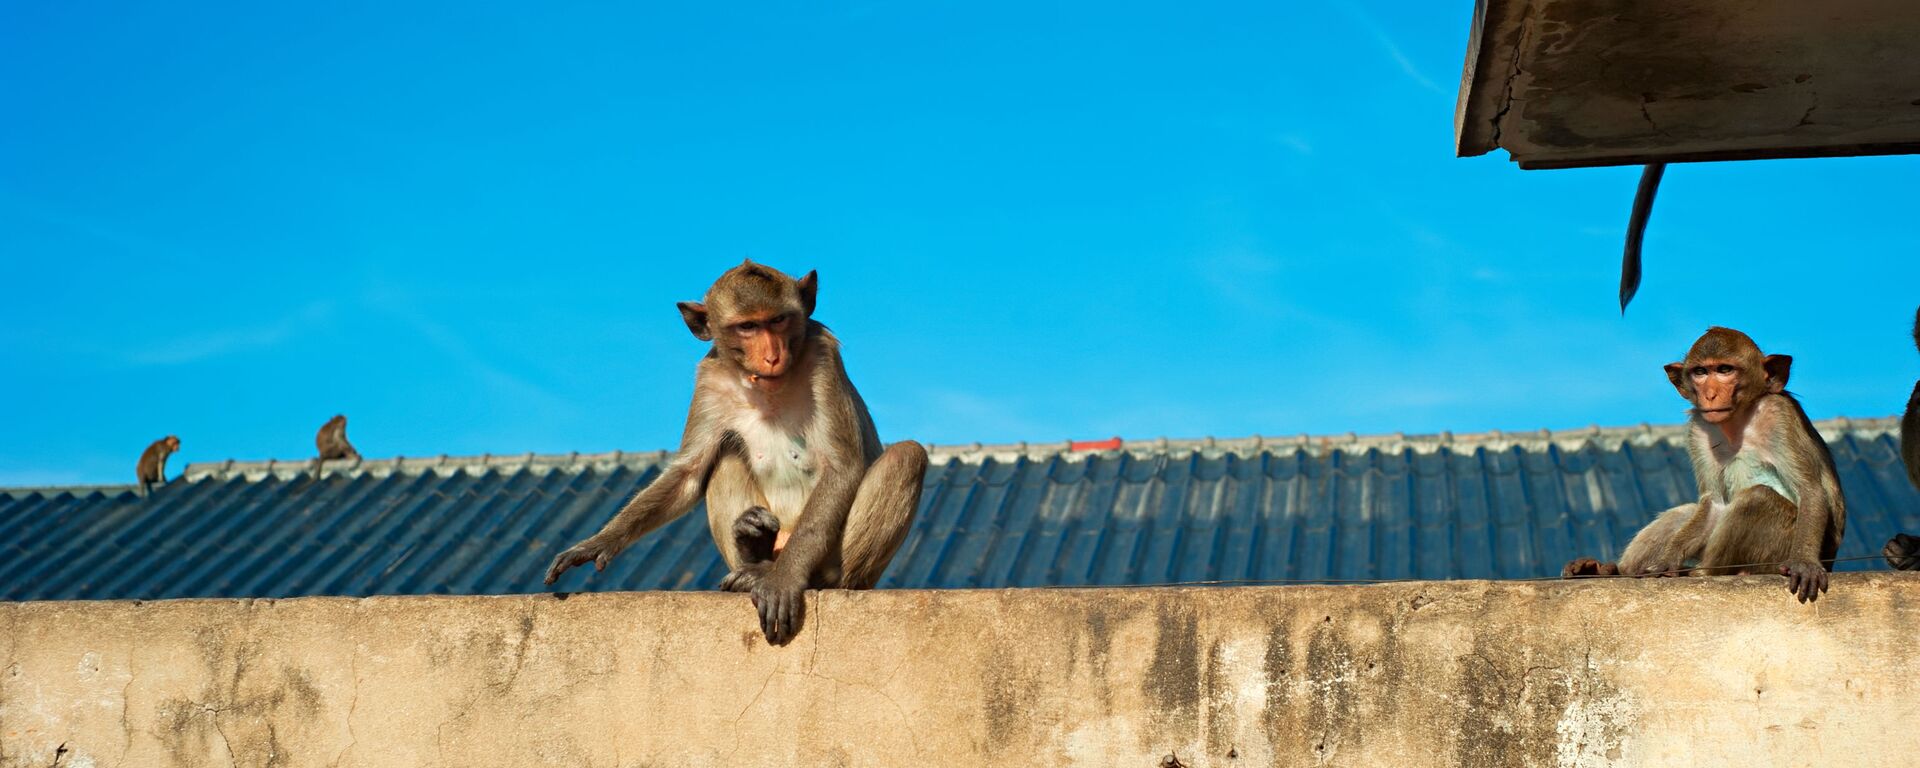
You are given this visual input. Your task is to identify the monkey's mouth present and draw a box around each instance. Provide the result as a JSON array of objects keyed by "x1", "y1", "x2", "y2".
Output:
[{"x1": 1697, "y1": 406, "x2": 1736, "y2": 422}]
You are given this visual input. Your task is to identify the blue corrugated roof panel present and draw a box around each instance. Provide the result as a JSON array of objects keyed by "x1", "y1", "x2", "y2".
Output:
[{"x1": 2, "y1": 418, "x2": 1913, "y2": 600}]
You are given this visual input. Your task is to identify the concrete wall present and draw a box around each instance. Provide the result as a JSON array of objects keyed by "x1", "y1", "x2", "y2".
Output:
[
  {"x1": 3, "y1": 575, "x2": 1919, "y2": 767},
  {"x1": 1455, "y1": 0, "x2": 1920, "y2": 168}
]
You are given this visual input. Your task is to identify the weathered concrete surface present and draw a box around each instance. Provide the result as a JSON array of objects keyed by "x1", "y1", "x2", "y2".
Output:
[
  {"x1": 3, "y1": 575, "x2": 1919, "y2": 767},
  {"x1": 1457, "y1": 0, "x2": 1920, "y2": 168}
]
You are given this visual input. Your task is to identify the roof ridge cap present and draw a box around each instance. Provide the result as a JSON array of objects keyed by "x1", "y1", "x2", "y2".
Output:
[{"x1": 157, "y1": 414, "x2": 1901, "y2": 482}]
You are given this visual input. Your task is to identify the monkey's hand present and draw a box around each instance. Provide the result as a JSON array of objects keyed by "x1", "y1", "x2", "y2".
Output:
[
  {"x1": 719, "y1": 561, "x2": 772, "y2": 593},
  {"x1": 544, "y1": 536, "x2": 617, "y2": 585},
  {"x1": 1884, "y1": 534, "x2": 1920, "y2": 571},
  {"x1": 749, "y1": 570, "x2": 808, "y2": 646},
  {"x1": 1560, "y1": 558, "x2": 1618, "y2": 579},
  {"x1": 1778, "y1": 560, "x2": 1829, "y2": 603}
]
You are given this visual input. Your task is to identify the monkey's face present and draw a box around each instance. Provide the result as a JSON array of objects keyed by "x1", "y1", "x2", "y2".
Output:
[
  {"x1": 679, "y1": 262, "x2": 819, "y2": 391},
  {"x1": 1663, "y1": 327, "x2": 1788, "y2": 424},
  {"x1": 164, "y1": 436, "x2": 181, "y2": 452},
  {"x1": 1676, "y1": 357, "x2": 1747, "y2": 423},
  {"x1": 720, "y1": 309, "x2": 804, "y2": 385}
]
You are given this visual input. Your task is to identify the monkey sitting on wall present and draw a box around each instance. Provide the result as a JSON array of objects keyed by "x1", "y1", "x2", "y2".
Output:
[
  {"x1": 1882, "y1": 307, "x2": 1920, "y2": 570},
  {"x1": 1564, "y1": 327, "x2": 1846, "y2": 603},
  {"x1": 135, "y1": 435, "x2": 180, "y2": 497},
  {"x1": 544, "y1": 261, "x2": 928, "y2": 645}
]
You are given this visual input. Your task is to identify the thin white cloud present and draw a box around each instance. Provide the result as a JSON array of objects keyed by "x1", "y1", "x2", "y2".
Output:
[
  {"x1": 892, "y1": 388, "x2": 1052, "y2": 444},
  {"x1": 1271, "y1": 133, "x2": 1315, "y2": 156},
  {"x1": 1339, "y1": 1, "x2": 1449, "y2": 96},
  {"x1": 361, "y1": 284, "x2": 577, "y2": 420},
  {"x1": 0, "y1": 468, "x2": 92, "y2": 487},
  {"x1": 0, "y1": 185, "x2": 194, "y2": 259},
  {"x1": 129, "y1": 301, "x2": 336, "y2": 365},
  {"x1": 1193, "y1": 248, "x2": 1360, "y2": 338}
]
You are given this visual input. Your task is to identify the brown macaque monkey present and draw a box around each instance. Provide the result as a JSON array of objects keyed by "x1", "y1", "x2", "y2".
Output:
[
  {"x1": 1883, "y1": 307, "x2": 1920, "y2": 570},
  {"x1": 310, "y1": 414, "x2": 361, "y2": 478},
  {"x1": 1564, "y1": 328, "x2": 1846, "y2": 602},
  {"x1": 135, "y1": 435, "x2": 180, "y2": 497},
  {"x1": 544, "y1": 261, "x2": 928, "y2": 645}
]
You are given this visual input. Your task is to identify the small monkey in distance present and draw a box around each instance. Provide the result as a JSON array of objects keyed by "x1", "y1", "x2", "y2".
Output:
[
  {"x1": 135, "y1": 435, "x2": 180, "y2": 497},
  {"x1": 545, "y1": 261, "x2": 927, "y2": 645},
  {"x1": 310, "y1": 414, "x2": 361, "y2": 478},
  {"x1": 1565, "y1": 327, "x2": 1845, "y2": 602}
]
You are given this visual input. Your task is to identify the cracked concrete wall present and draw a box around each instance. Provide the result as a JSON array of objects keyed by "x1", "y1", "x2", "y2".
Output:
[
  {"x1": 3, "y1": 575, "x2": 1919, "y2": 767},
  {"x1": 1456, "y1": 0, "x2": 1920, "y2": 168}
]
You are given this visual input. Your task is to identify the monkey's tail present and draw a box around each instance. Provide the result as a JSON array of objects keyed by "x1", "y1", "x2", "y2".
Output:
[{"x1": 1619, "y1": 162, "x2": 1666, "y2": 313}]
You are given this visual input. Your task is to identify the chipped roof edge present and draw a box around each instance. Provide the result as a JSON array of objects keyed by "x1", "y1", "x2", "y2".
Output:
[{"x1": 4, "y1": 415, "x2": 1901, "y2": 495}]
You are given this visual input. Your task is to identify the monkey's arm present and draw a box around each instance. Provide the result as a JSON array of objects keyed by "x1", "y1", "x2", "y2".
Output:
[
  {"x1": 544, "y1": 388, "x2": 726, "y2": 585},
  {"x1": 1766, "y1": 398, "x2": 1839, "y2": 602},
  {"x1": 749, "y1": 357, "x2": 868, "y2": 644}
]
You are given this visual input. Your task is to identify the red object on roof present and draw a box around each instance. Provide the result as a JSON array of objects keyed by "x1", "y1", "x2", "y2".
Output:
[{"x1": 1070, "y1": 437, "x2": 1123, "y2": 452}]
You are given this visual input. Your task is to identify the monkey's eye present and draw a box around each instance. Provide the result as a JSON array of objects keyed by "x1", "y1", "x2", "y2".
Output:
[
  {"x1": 736, "y1": 321, "x2": 759, "y2": 333},
  {"x1": 1689, "y1": 366, "x2": 1708, "y2": 377},
  {"x1": 1714, "y1": 364, "x2": 1735, "y2": 375},
  {"x1": 768, "y1": 314, "x2": 789, "y2": 331}
]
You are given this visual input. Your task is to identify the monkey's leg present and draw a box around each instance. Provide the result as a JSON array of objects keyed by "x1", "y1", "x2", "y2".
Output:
[
  {"x1": 1617, "y1": 503, "x2": 1701, "y2": 576},
  {"x1": 833, "y1": 441, "x2": 928, "y2": 590},
  {"x1": 1698, "y1": 486, "x2": 1796, "y2": 576},
  {"x1": 704, "y1": 452, "x2": 768, "y2": 569}
]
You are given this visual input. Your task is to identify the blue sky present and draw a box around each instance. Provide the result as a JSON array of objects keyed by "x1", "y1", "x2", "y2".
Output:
[{"x1": 3, "y1": 2, "x2": 1916, "y2": 486}]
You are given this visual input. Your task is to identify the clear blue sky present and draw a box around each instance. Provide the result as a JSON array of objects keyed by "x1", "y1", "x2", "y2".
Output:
[{"x1": 3, "y1": 3, "x2": 1916, "y2": 486}]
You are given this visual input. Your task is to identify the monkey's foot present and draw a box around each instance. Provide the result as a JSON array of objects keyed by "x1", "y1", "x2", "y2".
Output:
[
  {"x1": 720, "y1": 561, "x2": 771, "y2": 593},
  {"x1": 1885, "y1": 534, "x2": 1920, "y2": 571},
  {"x1": 1561, "y1": 558, "x2": 1619, "y2": 579},
  {"x1": 734, "y1": 506, "x2": 781, "y2": 564}
]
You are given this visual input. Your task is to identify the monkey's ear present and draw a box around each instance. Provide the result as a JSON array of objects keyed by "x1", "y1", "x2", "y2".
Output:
[
  {"x1": 677, "y1": 302, "x2": 712, "y2": 341},
  {"x1": 1663, "y1": 362, "x2": 1689, "y2": 399},
  {"x1": 1762, "y1": 354, "x2": 1792, "y2": 392},
  {"x1": 796, "y1": 270, "x2": 818, "y2": 316}
]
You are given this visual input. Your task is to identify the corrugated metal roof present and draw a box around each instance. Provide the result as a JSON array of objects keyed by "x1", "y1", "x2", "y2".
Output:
[{"x1": 3, "y1": 417, "x2": 1914, "y2": 600}]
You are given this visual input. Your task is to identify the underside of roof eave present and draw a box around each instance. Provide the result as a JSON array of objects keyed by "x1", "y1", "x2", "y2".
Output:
[{"x1": 1455, "y1": 0, "x2": 1920, "y2": 169}]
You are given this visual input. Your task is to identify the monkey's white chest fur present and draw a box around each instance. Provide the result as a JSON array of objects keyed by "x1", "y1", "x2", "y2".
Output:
[{"x1": 732, "y1": 410, "x2": 819, "y2": 526}]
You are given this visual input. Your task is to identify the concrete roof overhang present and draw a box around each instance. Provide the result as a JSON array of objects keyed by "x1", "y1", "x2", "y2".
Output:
[{"x1": 1455, "y1": 0, "x2": 1920, "y2": 169}]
